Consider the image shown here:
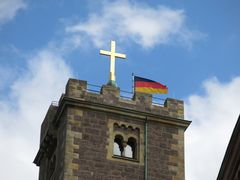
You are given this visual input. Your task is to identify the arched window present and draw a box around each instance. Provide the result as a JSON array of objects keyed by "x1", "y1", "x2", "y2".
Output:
[
  {"x1": 113, "y1": 136, "x2": 137, "y2": 159},
  {"x1": 109, "y1": 122, "x2": 141, "y2": 162},
  {"x1": 126, "y1": 137, "x2": 137, "y2": 159},
  {"x1": 113, "y1": 135, "x2": 124, "y2": 156}
]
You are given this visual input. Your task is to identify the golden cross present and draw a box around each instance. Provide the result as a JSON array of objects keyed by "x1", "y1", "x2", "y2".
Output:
[{"x1": 100, "y1": 40, "x2": 126, "y2": 86}]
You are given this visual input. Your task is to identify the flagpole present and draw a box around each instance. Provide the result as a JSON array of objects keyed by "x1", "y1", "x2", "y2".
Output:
[{"x1": 132, "y1": 73, "x2": 135, "y2": 94}]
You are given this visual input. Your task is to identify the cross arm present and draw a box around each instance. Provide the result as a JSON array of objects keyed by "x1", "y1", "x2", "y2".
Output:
[
  {"x1": 100, "y1": 50, "x2": 111, "y2": 56},
  {"x1": 115, "y1": 53, "x2": 126, "y2": 59}
]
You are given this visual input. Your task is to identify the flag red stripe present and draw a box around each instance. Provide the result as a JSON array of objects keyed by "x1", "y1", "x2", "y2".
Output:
[{"x1": 135, "y1": 81, "x2": 167, "y2": 89}]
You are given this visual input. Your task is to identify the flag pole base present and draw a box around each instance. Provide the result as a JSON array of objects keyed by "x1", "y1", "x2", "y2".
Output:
[{"x1": 107, "y1": 80, "x2": 117, "y2": 87}]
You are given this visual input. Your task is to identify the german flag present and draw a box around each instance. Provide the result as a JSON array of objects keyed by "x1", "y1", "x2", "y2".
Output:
[{"x1": 134, "y1": 76, "x2": 168, "y2": 94}]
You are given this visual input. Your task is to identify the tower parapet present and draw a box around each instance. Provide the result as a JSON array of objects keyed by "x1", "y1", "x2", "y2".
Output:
[{"x1": 65, "y1": 78, "x2": 184, "y2": 120}]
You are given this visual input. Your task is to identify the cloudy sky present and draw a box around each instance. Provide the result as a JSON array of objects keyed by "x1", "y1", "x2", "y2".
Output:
[{"x1": 0, "y1": 0, "x2": 240, "y2": 179}]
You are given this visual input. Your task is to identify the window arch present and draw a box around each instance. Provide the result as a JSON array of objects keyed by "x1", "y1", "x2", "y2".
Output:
[
  {"x1": 127, "y1": 137, "x2": 137, "y2": 159},
  {"x1": 113, "y1": 135, "x2": 124, "y2": 156}
]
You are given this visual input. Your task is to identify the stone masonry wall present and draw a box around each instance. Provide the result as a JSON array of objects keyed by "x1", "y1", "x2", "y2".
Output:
[
  {"x1": 65, "y1": 107, "x2": 145, "y2": 179},
  {"x1": 147, "y1": 122, "x2": 185, "y2": 180}
]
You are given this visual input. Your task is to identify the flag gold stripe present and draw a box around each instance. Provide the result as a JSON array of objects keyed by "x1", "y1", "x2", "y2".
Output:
[{"x1": 135, "y1": 87, "x2": 168, "y2": 94}]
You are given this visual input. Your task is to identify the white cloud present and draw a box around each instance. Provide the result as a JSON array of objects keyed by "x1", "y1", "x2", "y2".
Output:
[
  {"x1": 0, "y1": 49, "x2": 72, "y2": 180},
  {"x1": 185, "y1": 77, "x2": 240, "y2": 180},
  {"x1": 66, "y1": 0, "x2": 202, "y2": 48},
  {"x1": 0, "y1": 66, "x2": 15, "y2": 90},
  {"x1": 0, "y1": 0, "x2": 27, "y2": 24}
]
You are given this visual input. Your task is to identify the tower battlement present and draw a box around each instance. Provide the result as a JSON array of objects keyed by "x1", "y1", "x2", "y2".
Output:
[{"x1": 65, "y1": 78, "x2": 184, "y2": 120}]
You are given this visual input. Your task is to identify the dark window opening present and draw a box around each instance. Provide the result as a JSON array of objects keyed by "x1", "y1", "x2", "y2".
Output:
[
  {"x1": 114, "y1": 135, "x2": 124, "y2": 156},
  {"x1": 126, "y1": 137, "x2": 137, "y2": 159}
]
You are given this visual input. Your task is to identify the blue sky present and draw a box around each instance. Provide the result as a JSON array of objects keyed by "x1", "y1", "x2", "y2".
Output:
[{"x1": 0, "y1": 0, "x2": 240, "y2": 179}]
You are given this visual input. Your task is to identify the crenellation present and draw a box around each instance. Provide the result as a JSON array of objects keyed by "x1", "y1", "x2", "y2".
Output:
[
  {"x1": 133, "y1": 92, "x2": 152, "y2": 107},
  {"x1": 64, "y1": 78, "x2": 185, "y2": 120},
  {"x1": 65, "y1": 78, "x2": 87, "y2": 98}
]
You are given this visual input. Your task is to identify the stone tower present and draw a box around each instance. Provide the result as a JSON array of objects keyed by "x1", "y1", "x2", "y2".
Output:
[{"x1": 34, "y1": 78, "x2": 190, "y2": 180}]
